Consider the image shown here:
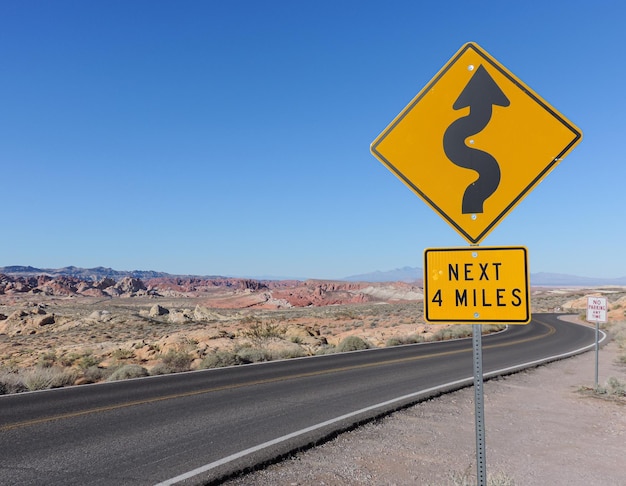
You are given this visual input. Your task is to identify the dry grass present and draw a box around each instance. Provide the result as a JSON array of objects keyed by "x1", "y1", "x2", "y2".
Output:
[{"x1": 1, "y1": 287, "x2": 625, "y2": 394}]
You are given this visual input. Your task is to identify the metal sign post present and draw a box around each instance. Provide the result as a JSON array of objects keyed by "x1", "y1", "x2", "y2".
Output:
[
  {"x1": 595, "y1": 320, "x2": 599, "y2": 388},
  {"x1": 586, "y1": 296, "x2": 608, "y2": 388},
  {"x1": 472, "y1": 324, "x2": 487, "y2": 486}
]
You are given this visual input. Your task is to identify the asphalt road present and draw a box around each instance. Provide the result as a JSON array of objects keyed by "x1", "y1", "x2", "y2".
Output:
[{"x1": 0, "y1": 314, "x2": 597, "y2": 486}]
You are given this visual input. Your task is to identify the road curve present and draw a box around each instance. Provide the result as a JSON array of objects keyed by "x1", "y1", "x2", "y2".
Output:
[{"x1": 0, "y1": 314, "x2": 599, "y2": 485}]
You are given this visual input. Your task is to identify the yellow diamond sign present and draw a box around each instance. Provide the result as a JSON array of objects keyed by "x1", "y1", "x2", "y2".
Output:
[
  {"x1": 371, "y1": 42, "x2": 582, "y2": 244},
  {"x1": 424, "y1": 246, "x2": 530, "y2": 323}
]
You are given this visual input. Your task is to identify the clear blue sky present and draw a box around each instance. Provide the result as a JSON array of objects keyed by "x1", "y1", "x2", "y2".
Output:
[{"x1": 1, "y1": 1, "x2": 624, "y2": 280}]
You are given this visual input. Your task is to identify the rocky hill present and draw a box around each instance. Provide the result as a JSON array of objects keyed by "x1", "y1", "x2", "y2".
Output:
[{"x1": 0, "y1": 273, "x2": 423, "y2": 308}]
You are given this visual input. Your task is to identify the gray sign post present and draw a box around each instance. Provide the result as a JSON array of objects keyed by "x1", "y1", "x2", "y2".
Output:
[
  {"x1": 586, "y1": 296, "x2": 607, "y2": 389},
  {"x1": 473, "y1": 324, "x2": 487, "y2": 486}
]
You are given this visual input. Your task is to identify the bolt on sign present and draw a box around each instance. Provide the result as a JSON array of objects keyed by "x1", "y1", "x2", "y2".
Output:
[
  {"x1": 586, "y1": 296, "x2": 608, "y2": 323},
  {"x1": 423, "y1": 246, "x2": 530, "y2": 323},
  {"x1": 370, "y1": 42, "x2": 582, "y2": 244}
]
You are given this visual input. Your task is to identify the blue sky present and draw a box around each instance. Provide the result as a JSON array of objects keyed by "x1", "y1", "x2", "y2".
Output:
[{"x1": 1, "y1": 1, "x2": 624, "y2": 280}]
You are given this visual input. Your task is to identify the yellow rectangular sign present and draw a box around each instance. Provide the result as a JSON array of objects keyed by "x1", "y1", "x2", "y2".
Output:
[{"x1": 424, "y1": 246, "x2": 530, "y2": 323}]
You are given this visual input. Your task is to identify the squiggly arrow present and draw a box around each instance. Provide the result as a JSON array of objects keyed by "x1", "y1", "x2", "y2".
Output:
[{"x1": 443, "y1": 65, "x2": 510, "y2": 214}]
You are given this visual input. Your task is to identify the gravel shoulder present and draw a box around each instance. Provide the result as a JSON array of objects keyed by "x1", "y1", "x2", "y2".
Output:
[{"x1": 224, "y1": 320, "x2": 626, "y2": 485}]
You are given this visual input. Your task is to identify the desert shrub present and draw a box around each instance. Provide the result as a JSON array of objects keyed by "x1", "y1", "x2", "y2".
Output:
[
  {"x1": 600, "y1": 377, "x2": 626, "y2": 397},
  {"x1": 0, "y1": 371, "x2": 27, "y2": 394},
  {"x1": 315, "y1": 345, "x2": 337, "y2": 355},
  {"x1": 200, "y1": 350, "x2": 241, "y2": 369},
  {"x1": 37, "y1": 351, "x2": 58, "y2": 368},
  {"x1": 59, "y1": 353, "x2": 79, "y2": 367},
  {"x1": 149, "y1": 363, "x2": 171, "y2": 376},
  {"x1": 22, "y1": 366, "x2": 77, "y2": 391},
  {"x1": 482, "y1": 324, "x2": 506, "y2": 334},
  {"x1": 111, "y1": 348, "x2": 135, "y2": 361},
  {"x1": 82, "y1": 365, "x2": 111, "y2": 383},
  {"x1": 241, "y1": 320, "x2": 285, "y2": 346},
  {"x1": 333, "y1": 309, "x2": 356, "y2": 320},
  {"x1": 431, "y1": 327, "x2": 452, "y2": 341},
  {"x1": 432, "y1": 325, "x2": 473, "y2": 341},
  {"x1": 386, "y1": 334, "x2": 425, "y2": 347},
  {"x1": 77, "y1": 353, "x2": 100, "y2": 369},
  {"x1": 271, "y1": 346, "x2": 306, "y2": 360},
  {"x1": 153, "y1": 349, "x2": 194, "y2": 374},
  {"x1": 164, "y1": 349, "x2": 194, "y2": 370},
  {"x1": 107, "y1": 364, "x2": 149, "y2": 382},
  {"x1": 609, "y1": 321, "x2": 626, "y2": 347},
  {"x1": 386, "y1": 337, "x2": 405, "y2": 347},
  {"x1": 58, "y1": 351, "x2": 100, "y2": 369},
  {"x1": 147, "y1": 343, "x2": 161, "y2": 353},
  {"x1": 336, "y1": 335, "x2": 371, "y2": 352},
  {"x1": 236, "y1": 347, "x2": 272, "y2": 364},
  {"x1": 448, "y1": 468, "x2": 515, "y2": 486}
]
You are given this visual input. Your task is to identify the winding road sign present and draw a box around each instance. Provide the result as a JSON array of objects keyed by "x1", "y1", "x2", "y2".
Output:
[{"x1": 371, "y1": 42, "x2": 582, "y2": 244}]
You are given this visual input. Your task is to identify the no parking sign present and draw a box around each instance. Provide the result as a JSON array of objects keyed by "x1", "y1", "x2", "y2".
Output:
[{"x1": 586, "y1": 296, "x2": 608, "y2": 323}]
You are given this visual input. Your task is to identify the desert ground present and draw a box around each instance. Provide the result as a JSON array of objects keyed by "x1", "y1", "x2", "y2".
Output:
[
  {"x1": 0, "y1": 276, "x2": 438, "y2": 388},
  {"x1": 2, "y1": 274, "x2": 623, "y2": 388},
  {"x1": 1, "y1": 274, "x2": 625, "y2": 484}
]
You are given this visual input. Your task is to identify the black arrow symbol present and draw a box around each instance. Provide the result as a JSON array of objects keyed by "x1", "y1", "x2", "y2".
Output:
[{"x1": 443, "y1": 64, "x2": 510, "y2": 214}]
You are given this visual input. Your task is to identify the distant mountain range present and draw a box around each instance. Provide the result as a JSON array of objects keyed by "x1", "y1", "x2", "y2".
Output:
[
  {"x1": 528, "y1": 272, "x2": 626, "y2": 286},
  {"x1": 344, "y1": 267, "x2": 626, "y2": 286},
  {"x1": 0, "y1": 265, "x2": 193, "y2": 281},
  {"x1": 1, "y1": 265, "x2": 625, "y2": 287},
  {"x1": 343, "y1": 266, "x2": 420, "y2": 283}
]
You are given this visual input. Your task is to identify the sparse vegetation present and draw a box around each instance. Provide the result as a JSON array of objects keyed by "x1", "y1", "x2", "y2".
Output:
[
  {"x1": 0, "y1": 366, "x2": 77, "y2": 393},
  {"x1": 607, "y1": 320, "x2": 626, "y2": 364},
  {"x1": 152, "y1": 348, "x2": 194, "y2": 374},
  {"x1": 336, "y1": 335, "x2": 372, "y2": 352},
  {"x1": 111, "y1": 348, "x2": 136, "y2": 361},
  {"x1": 240, "y1": 320, "x2": 285, "y2": 346},
  {"x1": 601, "y1": 376, "x2": 626, "y2": 396},
  {"x1": 37, "y1": 351, "x2": 58, "y2": 368},
  {"x1": 235, "y1": 346, "x2": 272, "y2": 364},
  {"x1": 1, "y1": 286, "x2": 623, "y2": 391},
  {"x1": 386, "y1": 334, "x2": 426, "y2": 346},
  {"x1": 200, "y1": 350, "x2": 241, "y2": 369},
  {"x1": 432, "y1": 325, "x2": 471, "y2": 341},
  {"x1": 271, "y1": 346, "x2": 306, "y2": 360},
  {"x1": 314, "y1": 344, "x2": 338, "y2": 355},
  {"x1": 107, "y1": 364, "x2": 149, "y2": 381},
  {"x1": 76, "y1": 352, "x2": 100, "y2": 369},
  {"x1": 82, "y1": 365, "x2": 111, "y2": 383},
  {"x1": 443, "y1": 466, "x2": 515, "y2": 486}
]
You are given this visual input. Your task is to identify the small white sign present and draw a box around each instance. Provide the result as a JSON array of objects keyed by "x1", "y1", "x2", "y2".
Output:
[{"x1": 586, "y1": 296, "x2": 608, "y2": 323}]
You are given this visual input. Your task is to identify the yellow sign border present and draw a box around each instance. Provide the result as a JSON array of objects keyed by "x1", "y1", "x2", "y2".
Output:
[
  {"x1": 371, "y1": 43, "x2": 582, "y2": 244},
  {"x1": 423, "y1": 246, "x2": 530, "y2": 324}
]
